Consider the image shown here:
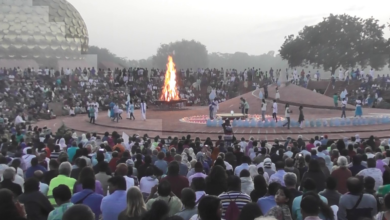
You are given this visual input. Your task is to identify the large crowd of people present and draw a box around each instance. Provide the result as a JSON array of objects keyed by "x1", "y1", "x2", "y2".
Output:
[{"x1": 1, "y1": 124, "x2": 390, "y2": 220}]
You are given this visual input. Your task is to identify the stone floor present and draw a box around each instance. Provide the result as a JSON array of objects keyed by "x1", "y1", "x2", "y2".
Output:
[{"x1": 35, "y1": 84, "x2": 390, "y2": 141}]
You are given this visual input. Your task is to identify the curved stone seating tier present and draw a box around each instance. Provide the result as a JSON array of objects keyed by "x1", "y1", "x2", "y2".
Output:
[{"x1": 206, "y1": 116, "x2": 390, "y2": 128}]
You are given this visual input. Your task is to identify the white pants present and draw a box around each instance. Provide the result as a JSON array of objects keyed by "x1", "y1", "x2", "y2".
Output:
[
  {"x1": 127, "y1": 112, "x2": 130, "y2": 118},
  {"x1": 95, "y1": 112, "x2": 98, "y2": 120},
  {"x1": 142, "y1": 111, "x2": 146, "y2": 120}
]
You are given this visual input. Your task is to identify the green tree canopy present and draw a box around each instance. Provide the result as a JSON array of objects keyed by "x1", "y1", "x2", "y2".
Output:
[
  {"x1": 279, "y1": 14, "x2": 389, "y2": 73},
  {"x1": 152, "y1": 39, "x2": 208, "y2": 69}
]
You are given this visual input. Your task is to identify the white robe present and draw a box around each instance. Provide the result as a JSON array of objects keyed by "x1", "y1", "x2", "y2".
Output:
[{"x1": 141, "y1": 102, "x2": 146, "y2": 120}]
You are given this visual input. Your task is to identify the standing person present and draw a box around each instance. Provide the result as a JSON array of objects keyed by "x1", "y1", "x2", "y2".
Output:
[
  {"x1": 341, "y1": 98, "x2": 347, "y2": 118},
  {"x1": 127, "y1": 101, "x2": 135, "y2": 120},
  {"x1": 275, "y1": 89, "x2": 280, "y2": 100},
  {"x1": 222, "y1": 119, "x2": 233, "y2": 148},
  {"x1": 240, "y1": 97, "x2": 245, "y2": 115},
  {"x1": 140, "y1": 99, "x2": 146, "y2": 121},
  {"x1": 112, "y1": 103, "x2": 119, "y2": 122},
  {"x1": 261, "y1": 99, "x2": 267, "y2": 121},
  {"x1": 355, "y1": 98, "x2": 363, "y2": 117},
  {"x1": 333, "y1": 93, "x2": 338, "y2": 108},
  {"x1": 209, "y1": 100, "x2": 216, "y2": 120},
  {"x1": 283, "y1": 104, "x2": 292, "y2": 129},
  {"x1": 272, "y1": 100, "x2": 278, "y2": 122},
  {"x1": 89, "y1": 105, "x2": 95, "y2": 124},
  {"x1": 298, "y1": 106, "x2": 304, "y2": 129}
]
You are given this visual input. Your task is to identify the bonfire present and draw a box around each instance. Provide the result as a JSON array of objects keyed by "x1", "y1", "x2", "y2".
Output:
[{"x1": 160, "y1": 56, "x2": 180, "y2": 102}]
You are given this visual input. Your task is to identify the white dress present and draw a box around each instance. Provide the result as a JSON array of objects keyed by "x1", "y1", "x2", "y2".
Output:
[
  {"x1": 141, "y1": 102, "x2": 146, "y2": 120},
  {"x1": 275, "y1": 91, "x2": 280, "y2": 100}
]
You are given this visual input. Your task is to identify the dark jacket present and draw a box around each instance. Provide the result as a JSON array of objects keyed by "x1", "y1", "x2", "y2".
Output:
[
  {"x1": 18, "y1": 191, "x2": 53, "y2": 220},
  {"x1": 42, "y1": 170, "x2": 58, "y2": 185},
  {"x1": 0, "y1": 179, "x2": 23, "y2": 197}
]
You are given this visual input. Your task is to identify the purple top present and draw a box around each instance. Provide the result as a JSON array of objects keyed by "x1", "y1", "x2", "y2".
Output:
[
  {"x1": 74, "y1": 180, "x2": 104, "y2": 195},
  {"x1": 376, "y1": 160, "x2": 385, "y2": 173}
]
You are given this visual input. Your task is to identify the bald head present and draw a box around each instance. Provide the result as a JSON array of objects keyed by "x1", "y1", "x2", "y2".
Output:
[
  {"x1": 34, "y1": 170, "x2": 44, "y2": 181},
  {"x1": 116, "y1": 163, "x2": 128, "y2": 176},
  {"x1": 347, "y1": 177, "x2": 363, "y2": 194},
  {"x1": 62, "y1": 204, "x2": 95, "y2": 220}
]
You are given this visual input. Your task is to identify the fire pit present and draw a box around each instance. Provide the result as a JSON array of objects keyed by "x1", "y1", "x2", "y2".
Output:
[{"x1": 154, "y1": 56, "x2": 188, "y2": 111}]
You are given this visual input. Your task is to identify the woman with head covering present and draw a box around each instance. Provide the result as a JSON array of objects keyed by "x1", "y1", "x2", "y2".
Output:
[
  {"x1": 57, "y1": 138, "x2": 67, "y2": 151},
  {"x1": 80, "y1": 134, "x2": 88, "y2": 145},
  {"x1": 186, "y1": 159, "x2": 198, "y2": 178},
  {"x1": 181, "y1": 153, "x2": 191, "y2": 169},
  {"x1": 248, "y1": 165, "x2": 259, "y2": 180},
  {"x1": 188, "y1": 148, "x2": 196, "y2": 161}
]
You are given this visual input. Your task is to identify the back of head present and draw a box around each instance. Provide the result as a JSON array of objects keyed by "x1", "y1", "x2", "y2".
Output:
[
  {"x1": 347, "y1": 177, "x2": 363, "y2": 194},
  {"x1": 275, "y1": 160, "x2": 284, "y2": 170},
  {"x1": 367, "y1": 158, "x2": 376, "y2": 168},
  {"x1": 364, "y1": 176, "x2": 375, "y2": 190},
  {"x1": 238, "y1": 203, "x2": 263, "y2": 220},
  {"x1": 125, "y1": 187, "x2": 145, "y2": 217},
  {"x1": 62, "y1": 204, "x2": 95, "y2": 220},
  {"x1": 81, "y1": 177, "x2": 96, "y2": 190},
  {"x1": 227, "y1": 175, "x2": 241, "y2": 191},
  {"x1": 24, "y1": 178, "x2": 40, "y2": 193},
  {"x1": 285, "y1": 158, "x2": 294, "y2": 167},
  {"x1": 53, "y1": 184, "x2": 71, "y2": 204},
  {"x1": 283, "y1": 173, "x2": 297, "y2": 188},
  {"x1": 180, "y1": 188, "x2": 196, "y2": 209},
  {"x1": 191, "y1": 177, "x2": 206, "y2": 191},
  {"x1": 116, "y1": 163, "x2": 128, "y2": 176},
  {"x1": 108, "y1": 176, "x2": 127, "y2": 191},
  {"x1": 268, "y1": 182, "x2": 280, "y2": 196},
  {"x1": 198, "y1": 196, "x2": 222, "y2": 220},
  {"x1": 59, "y1": 161, "x2": 72, "y2": 176},
  {"x1": 143, "y1": 200, "x2": 169, "y2": 220},
  {"x1": 302, "y1": 178, "x2": 317, "y2": 192},
  {"x1": 167, "y1": 161, "x2": 180, "y2": 176},
  {"x1": 325, "y1": 177, "x2": 337, "y2": 190},
  {"x1": 2, "y1": 168, "x2": 15, "y2": 180},
  {"x1": 158, "y1": 180, "x2": 171, "y2": 197}
]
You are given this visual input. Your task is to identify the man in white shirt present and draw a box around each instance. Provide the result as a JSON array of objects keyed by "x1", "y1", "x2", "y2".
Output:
[
  {"x1": 22, "y1": 148, "x2": 36, "y2": 171},
  {"x1": 272, "y1": 100, "x2": 278, "y2": 122},
  {"x1": 370, "y1": 68, "x2": 375, "y2": 78},
  {"x1": 239, "y1": 138, "x2": 247, "y2": 153},
  {"x1": 341, "y1": 98, "x2": 347, "y2": 118},
  {"x1": 14, "y1": 113, "x2": 26, "y2": 125}
]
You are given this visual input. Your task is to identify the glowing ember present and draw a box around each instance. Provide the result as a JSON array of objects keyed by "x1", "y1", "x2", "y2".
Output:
[{"x1": 160, "y1": 56, "x2": 180, "y2": 102}]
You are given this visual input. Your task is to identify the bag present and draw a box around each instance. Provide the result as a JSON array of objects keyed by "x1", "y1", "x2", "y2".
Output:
[
  {"x1": 225, "y1": 193, "x2": 241, "y2": 220},
  {"x1": 75, "y1": 192, "x2": 94, "y2": 204},
  {"x1": 345, "y1": 194, "x2": 373, "y2": 220}
]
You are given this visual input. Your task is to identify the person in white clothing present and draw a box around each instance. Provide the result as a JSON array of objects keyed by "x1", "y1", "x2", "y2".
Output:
[
  {"x1": 139, "y1": 167, "x2": 159, "y2": 199},
  {"x1": 140, "y1": 99, "x2": 147, "y2": 120},
  {"x1": 272, "y1": 100, "x2": 278, "y2": 122},
  {"x1": 22, "y1": 148, "x2": 36, "y2": 171},
  {"x1": 94, "y1": 102, "x2": 99, "y2": 120},
  {"x1": 14, "y1": 113, "x2": 26, "y2": 125},
  {"x1": 261, "y1": 99, "x2": 267, "y2": 121}
]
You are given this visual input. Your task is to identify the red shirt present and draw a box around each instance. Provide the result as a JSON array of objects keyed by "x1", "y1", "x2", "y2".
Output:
[
  {"x1": 331, "y1": 167, "x2": 352, "y2": 194},
  {"x1": 161, "y1": 175, "x2": 189, "y2": 198},
  {"x1": 108, "y1": 158, "x2": 120, "y2": 172}
]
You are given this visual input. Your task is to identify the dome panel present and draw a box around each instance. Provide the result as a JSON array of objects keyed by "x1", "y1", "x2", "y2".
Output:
[{"x1": 0, "y1": 0, "x2": 89, "y2": 59}]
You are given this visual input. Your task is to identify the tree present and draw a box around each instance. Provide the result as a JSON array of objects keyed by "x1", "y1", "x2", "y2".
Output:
[
  {"x1": 88, "y1": 46, "x2": 130, "y2": 68},
  {"x1": 279, "y1": 14, "x2": 389, "y2": 74},
  {"x1": 152, "y1": 40, "x2": 208, "y2": 69}
]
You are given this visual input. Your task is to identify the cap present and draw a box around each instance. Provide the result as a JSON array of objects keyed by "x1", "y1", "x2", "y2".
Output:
[
  {"x1": 126, "y1": 159, "x2": 134, "y2": 166},
  {"x1": 264, "y1": 158, "x2": 272, "y2": 168}
]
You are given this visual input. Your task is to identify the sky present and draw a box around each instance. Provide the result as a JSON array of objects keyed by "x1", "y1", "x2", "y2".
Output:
[{"x1": 68, "y1": 0, "x2": 390, "y2": 60}]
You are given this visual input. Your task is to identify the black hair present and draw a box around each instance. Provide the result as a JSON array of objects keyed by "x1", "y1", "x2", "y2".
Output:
[
  {"x1": 191, "y1": 177, "x2": 206, "y2": 191},
  {"x1": 142, "y1": 200, "x2": 169, "y2": 220},
  {"x1": 227, "y1": 175, "x2": 241, "y2": 191},
  {"x1": 157, "y1": 180, "x2": 171, "y2": 197},
  {"x1": 238, "y1": 203, "x2": 263, "y2": 220},
  {"x1": 180, "y1": 188, "x2": 196, "y2": 209},
  {"x1": 325, "y1": 177, "x2": 337, "y2": 190},
  {"x1": 268, "y1": 182, "x2": 280, "y2": 196},
  {"x1": 145, "y1": 166, "x2": 154, "y2": 176},
  {"x1": 347, "y1": 177, "x2": 363, "y2": 194},
  {"x1": 24, "y1": 178, "x2": 40, "y2": 193},
  {"x1": 167, "y1": 161, "x2": 180, "y2": 176},
  {"x1": 108, "y1": 176, "x2": 127, "y2": 190},
  {"x1": 197, "y1": 196, "x2": 222, "y2": 220},
  {"x1": 53, "y1": 184, "x2": 72, "y2": 203},
  {"x1": 302, "y1": 178, "x2": 317, "y2": 191},
  {"x1": 81, "y1": 177, "x2": 96, "y2": 190},
  {"x1": 62, "y1": 204, "x2": 95, "y2": 220},
  {"x1": 239, "y1": 169, "x2": 250, "y2": 178},
  {"x1": 301, "y1": 192, "x2": 334, "y2": 220}
]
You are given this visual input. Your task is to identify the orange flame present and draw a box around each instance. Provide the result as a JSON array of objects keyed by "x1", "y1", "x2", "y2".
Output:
[{"x1": 160, "y1": 56, "x2": 180, "y2": 101}]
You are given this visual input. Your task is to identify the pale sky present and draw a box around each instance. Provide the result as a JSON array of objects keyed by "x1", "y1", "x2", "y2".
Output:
[{"x1": 68, "y1": 0, "x2": 390, "y2": 60}]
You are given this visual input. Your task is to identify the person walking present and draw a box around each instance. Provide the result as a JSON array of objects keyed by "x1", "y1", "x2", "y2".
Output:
[
  {"x1": 298, "y1": 106, "x2": 304, "y2": 129},
  {"x1": 341, "y1": 98, "x2": 347, "y2": 118},
  {"x1": 355, "y1": 98, "x2": 363, "y2": 117},
  {"x1": 283, "y1": 104, "x2": 292, "y2": 129},
  {"x1": 140, "y1": 100, "x2": 147, "y2": 121},
  {"x1": 127, "y1": 101, "x2": 135, "y2": 120},
  {"x1": 272, "y1": 100, "x2": 278, "y2": 122}
]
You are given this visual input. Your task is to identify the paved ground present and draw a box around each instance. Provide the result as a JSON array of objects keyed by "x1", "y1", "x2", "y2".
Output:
[{"x1": 35, "y1": 84, "x2": 390, "y2": 141}]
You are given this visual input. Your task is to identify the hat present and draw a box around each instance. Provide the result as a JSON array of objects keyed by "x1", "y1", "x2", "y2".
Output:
[
  {"x1": 126, "y1": 159, "x2": 134, "y2": 166},
  {"x1": 264, "y1": 158, "x2": 272, "y2": 168}
]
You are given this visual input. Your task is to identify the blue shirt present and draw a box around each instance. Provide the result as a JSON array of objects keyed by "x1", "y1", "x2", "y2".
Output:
[
  {"x1": 268, "y1": 170, "x2": 287, "y2": 186},
  {"x1": 234, "y1": 163, "x2": 249, "y2": 176},
  {"x1": 154, "y1": 159, "x2": 168, "y2": 174},
  {"x1": 71, "y1": 189, "x2": 103, "y2": 220},
  {"x1": 25, "y1": 165, "x2": 47, "y2": 179},
  {"x1": 257, "y1": 195, "x2": 276, "y2": 214},
  {"x1": 67, "y1": 146, "x2": 78, "y2": 162},
  {"x1": 100, "y1": 190, "x2": 127, "y2": 220}
]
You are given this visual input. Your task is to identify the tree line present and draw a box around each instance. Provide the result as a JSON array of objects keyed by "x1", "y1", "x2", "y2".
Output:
[{"x1": 88, "y1": 14, "x2": 390, "y2": 75}]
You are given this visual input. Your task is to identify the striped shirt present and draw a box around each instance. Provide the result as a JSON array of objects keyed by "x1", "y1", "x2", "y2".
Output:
[{"x1": 218, "y1": 191, "x2": 251, "y2": 219}]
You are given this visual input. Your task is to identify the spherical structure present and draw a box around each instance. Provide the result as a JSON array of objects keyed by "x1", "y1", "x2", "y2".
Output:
[{"x1": 0, "y1": 0, "x2": 89, "y2": 60}]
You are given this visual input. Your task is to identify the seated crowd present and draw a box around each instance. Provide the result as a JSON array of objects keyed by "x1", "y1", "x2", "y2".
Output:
[{"x1": 1, "y1": 128, "x2": 390, "y2": 220}]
